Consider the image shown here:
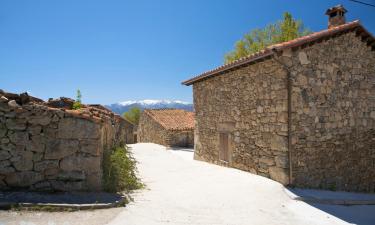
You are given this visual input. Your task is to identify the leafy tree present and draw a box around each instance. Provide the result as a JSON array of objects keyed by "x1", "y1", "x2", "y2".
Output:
[
  {"x1": 224, "y1": 12, "x2": 311, "y2": 63},
  {"x1": 72, "y1": 89, "x2": 82, "y2": 110},
  {"x1": 76, "y1": 89, "x2": 82, "y2": 103},
  {"x1": 123, "y1": 107, "x2": 141, "y2": 124}
]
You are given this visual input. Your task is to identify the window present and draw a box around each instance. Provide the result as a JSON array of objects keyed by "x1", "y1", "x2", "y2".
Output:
[{"x1": 219, "y1": 133, "x2": 229, "y2": 162}]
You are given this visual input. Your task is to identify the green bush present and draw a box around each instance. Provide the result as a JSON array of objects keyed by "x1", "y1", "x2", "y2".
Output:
[
  {"x1": 103, "y1": 146, "x2": 143, "y2": 193},
  {"x1": 72, "y1": 101, "x2": 82, "y2": 110},
  {"x1": 72, "y1": 89, "x2": 83, "y2": 110}
]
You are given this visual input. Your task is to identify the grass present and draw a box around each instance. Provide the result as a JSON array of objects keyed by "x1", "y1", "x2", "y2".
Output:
[{"x1": 103, "y1": 145, "x2": 144, "y2": 193}]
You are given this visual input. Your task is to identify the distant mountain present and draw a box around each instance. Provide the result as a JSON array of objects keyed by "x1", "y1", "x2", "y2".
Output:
[{"x1": 105, "y1": 100, "x2": 194, "y2": 115}]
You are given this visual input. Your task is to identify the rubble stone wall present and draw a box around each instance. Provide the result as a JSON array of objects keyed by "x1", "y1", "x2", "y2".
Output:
[
  {"x1": 193, "y1": 60, "x2": 290, "y2": 184},
  {"x1": 0, "y1": 93, "x2": 132, "y2": 192},
  {"x1": 166, "y1": 130, "x2": 194, "y2": 148},
  {"x1": 137, "y1": 112, "x2": 168, "y2": 146},
  {"x1": 138, "y1": 113, "x2": 194, "y2": 147},
  {"x1": 279, "y1": 32, "x2": 375, "y2": 192},
  {"x1": 192, "y1": 31, "x2": 375, "y2": 192}
]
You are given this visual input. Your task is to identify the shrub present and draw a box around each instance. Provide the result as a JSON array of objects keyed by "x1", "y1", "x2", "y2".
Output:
[
  {"x1": 72, "y1": 89, "x2": 83, "y2": 110},
  {"x1": 103, "y1": 146, "x2": 143, "y2": 193},
  {"x1": 72, "y1": 101, "x2": 82, "y2": 110}
]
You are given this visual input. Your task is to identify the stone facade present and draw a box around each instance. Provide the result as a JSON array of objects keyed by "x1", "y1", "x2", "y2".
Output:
[
  {"x1": 193, "y1": 60, "x2": 290, "y2": 184},
  {"x1": 190, "y1": 31, "x2": 375, "y2": 192},
  {"x1": 281, "y1": 32, "x2": 375, "y2": 192},
  {"x1": 0, "y1": 91, "x2": 133, "y2": 191},
  {"x1": 138, "y1": 109, "x2": 194, "y2": 147}
]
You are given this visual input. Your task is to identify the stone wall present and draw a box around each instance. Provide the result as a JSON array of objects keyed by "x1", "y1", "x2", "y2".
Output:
[
  {"x1": 278, "y1": 32, "x2": 375, "y2": 192},
  {"x1": 192, "y1": 31, "x2": 375, "y2": 192},
  {"x1": 0, "y1": 92, "x2": 133, "y2": 192},
  {"x1": 138, "y1": 112, "x2": 168, "y2": 146},
  {"x1": 193, "y1": 60, "x2": 290, "y2": 184},
  {"x1": 138, "y1": 112, "x2": 194, "y2": 147},
  {"x1": 166, "y1": 130, "x2": 194, "y2": 148}
]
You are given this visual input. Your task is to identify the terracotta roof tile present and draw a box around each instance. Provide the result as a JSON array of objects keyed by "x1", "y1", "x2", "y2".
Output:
[
  {"x1": 182, "y1": 20, "x2": 374, "y2": 85},
  {"x1": 144, "y1": 109, "x2": 194, "y2": 131}
]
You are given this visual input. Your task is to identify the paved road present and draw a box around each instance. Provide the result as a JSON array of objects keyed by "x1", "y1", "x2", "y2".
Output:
[
  {"x1": 107, "y1": 143, "x2": 363, "y2": 225},
  {"x1": 1, "y1": 143, "x2": 373, "y2": 225}
]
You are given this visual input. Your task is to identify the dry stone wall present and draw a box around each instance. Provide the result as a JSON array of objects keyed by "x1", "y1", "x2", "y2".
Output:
[
  {"x1": 0, "y1": 92, "x2": 133, "y2": 192},
  {"x1": 138, "y1": 112, "x2": 168, "y2": 146},
  {"x1": 278, "y1": 32, "x2": 375, "y2": 192},
  {"x1": 192, "y1": 31, "x2": 375, "y2": 192},
  {"x1": 166, "y1": 130, "x2": 194, "y2": 148},
  {"x1": 193, "y1": 60, "x2": 290, "y2": 184},
  {"x1": 138, "y1": 113, "x2": 194, "y2": 147}
]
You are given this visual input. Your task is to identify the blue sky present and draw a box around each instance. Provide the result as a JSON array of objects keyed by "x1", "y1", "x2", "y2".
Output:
[{"x1": 1, "y1": 0, "x2": 374, "y2": 104}]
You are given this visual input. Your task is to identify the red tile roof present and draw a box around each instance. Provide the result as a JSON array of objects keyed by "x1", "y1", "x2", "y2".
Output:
[
  {"x1": 144, "y1": 109, "x2": 194, "y2": 131},
  {"x1": 182, "y1": 20, "x2": 374, "y2": 86}
]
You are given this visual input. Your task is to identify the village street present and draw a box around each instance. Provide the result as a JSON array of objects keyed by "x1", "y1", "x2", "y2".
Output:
[{"x1": 1, "y1": 143, "x2": 373, "y2": 225}]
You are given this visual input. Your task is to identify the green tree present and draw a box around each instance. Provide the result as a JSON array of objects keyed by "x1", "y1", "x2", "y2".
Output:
[
  {"x1": 72, "y1": 89, "x2": 82, "y2": 110},
  {"x1": 123, "y1": 107, "x2": 141, "y2": 124},
  {"x1": 224, "y1": 12, "x2": 310, "y2": 63},
  {"x1": 76, "y1": 89, "x2": 82, "y2": 103}
]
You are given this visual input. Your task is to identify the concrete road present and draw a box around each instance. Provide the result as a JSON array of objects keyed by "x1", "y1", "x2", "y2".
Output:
[
  {"x1": 107, "y1": 143, "x2": 364, "y2": 225},
  {"x1": 1, "y1": 143, "x2": 372, "y2": 225}
]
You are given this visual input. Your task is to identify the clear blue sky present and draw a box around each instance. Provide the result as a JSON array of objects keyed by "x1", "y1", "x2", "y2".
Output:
[{"x1": 1, "y1": 0, "x2": 374, "y2": 104}]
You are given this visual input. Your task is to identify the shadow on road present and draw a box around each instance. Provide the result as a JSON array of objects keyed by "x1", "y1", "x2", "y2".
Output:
[{"x1": 287, "y1": 188, "x2": 375, "y2": 225}]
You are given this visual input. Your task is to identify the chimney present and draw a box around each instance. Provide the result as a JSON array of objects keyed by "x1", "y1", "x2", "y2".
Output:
[{"x1": 325, "y1": 5, "x2": 348, "y2": 28}]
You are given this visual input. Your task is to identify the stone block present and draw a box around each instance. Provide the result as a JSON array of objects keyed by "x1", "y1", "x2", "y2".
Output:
[
  {"x1": 44, "y1": 139, "x2": 79, "y2": 159},
  {"x1": 8, "y1": 131, "x2": 29, "y2": 146},
  {"x1": 6, "y1": 171, "x2": 43, "y2": 187},
  {"x1": 26, "y1": 135, "x2": 45, "y2": 152},
  {"x1": 269, "y1": 167, "x2": 289, "y2": 185},
  {"x1": 60, "y1": 154, "x2": 101, "y2": 173},
  {"x1": 12, "y1": 151, "x2": 33, "y2": 171},
  {"x1": 275, "y1": 155, "x2": 288, "y2": 168},
  {"x1": 298, "y1": 51, "x2": 310, "y2": 65},
  {"x1": 58, "y1": 171, "x2": 86, "y2": 181},
  {"x1": 58, "y1": 118, "x2": 100, "y2": 139},
  {"x1": 29, "y1": 116, "x2": 51, "y2": 126},
  {"x1": 0, "y1": 151, "x2": 11, "y2": 161},
  {"x1": 27, "y1": 125, "x2": 42, "y2": 135},
  {"x1": 79, "y1": 139, "x2": 100, "y2": 156},
  {"x1": 0, "y1": 124, "x2": 6, "y2": 138},
  {"x1": 0, "y1": 159, "x2": 11, "y2": 167},
  {"x1": 269, "y1": 134, "x2": 288, "y2": 152},
  {"x1": 34, "y1": 160, "x2": 59, "y2": 172},
  {"x1": 259, "y1": 156, "x2": 275, "y2": 166},
  {"x1": 0, "y1": 165, "x2": 15, "y2": 174},
  {"x1": 0, "y1": 102, "x2": 10, "y2": 112},
  {"x1": 8, "y1": 100, "x2": 20, "y2": 108},
  {"x1": 5, "y1": 118, "x2": 26, "y2": 130},
  {"x1": 50, "y1": 180, "x2": 86, "y2": 192},
  {"x1": 32, "y1": 181, "x2": 52, "y2": 191}
]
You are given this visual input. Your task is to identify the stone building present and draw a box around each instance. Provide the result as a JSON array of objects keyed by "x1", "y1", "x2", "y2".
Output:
[
  {"x1": 0, "y1": 90, "x2": 134, "y2": 191},
  {"x1": 138, "y1": 109, "x2": 194, "y2": 147},
  {"x1": 182, "y1": 6, "x2": 375, "y2": 192}
]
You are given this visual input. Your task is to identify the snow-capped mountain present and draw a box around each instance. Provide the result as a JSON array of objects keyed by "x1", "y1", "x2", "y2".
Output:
[{"x1": 106, "y1": 100, "x2": 193, "y2": 115}]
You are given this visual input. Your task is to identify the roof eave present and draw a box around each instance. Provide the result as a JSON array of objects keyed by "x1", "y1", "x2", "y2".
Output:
[{"x1": 182, "y1": 20, "x2": 369, "y2": 86}]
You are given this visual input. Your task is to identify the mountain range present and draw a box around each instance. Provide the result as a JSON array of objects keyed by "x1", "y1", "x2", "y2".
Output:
[{"x1": 105, "y1": 100, "x2": 194, "y2": 115}]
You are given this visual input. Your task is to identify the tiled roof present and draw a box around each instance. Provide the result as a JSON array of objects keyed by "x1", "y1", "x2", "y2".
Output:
[
  {"x1": 144, "y1": 109, "x2": 194, "y2": 131},
  {"x1": 182, "y1": 20, "x2": 374, "y2": 86}
]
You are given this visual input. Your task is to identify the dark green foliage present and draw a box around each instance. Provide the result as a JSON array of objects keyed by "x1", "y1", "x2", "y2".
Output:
[
  {"x1": 122, "y1": 107, "x2": 141, "y2": 125},
  {"x1": 224, "y1": 12, "x2": 311, "y2": 63},
  {"x1": 103, "y1": 146, "x2": 143, "y2": 193}
]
